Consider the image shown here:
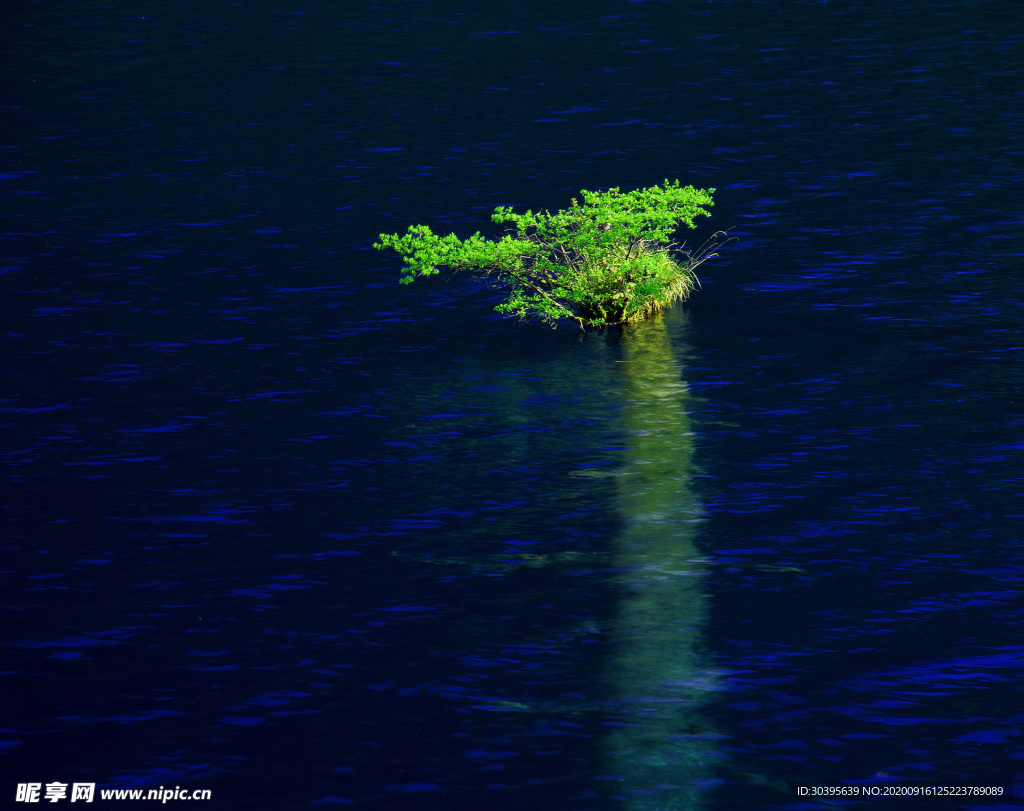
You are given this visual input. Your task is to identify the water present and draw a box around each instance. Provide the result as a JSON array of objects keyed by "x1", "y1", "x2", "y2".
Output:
[{"x1": 3, "y1": 0, "x2": 1023, "y2": 808}]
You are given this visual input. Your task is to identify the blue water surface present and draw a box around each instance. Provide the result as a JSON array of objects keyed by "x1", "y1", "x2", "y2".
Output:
[{"x1": 3, "y1": 0, "x2": 1023, "y2": 809}]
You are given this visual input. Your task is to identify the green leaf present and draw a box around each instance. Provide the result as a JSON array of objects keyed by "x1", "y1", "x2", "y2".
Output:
[{"x1": 374, "y1": 181, "x2": 733, "y2": 328}]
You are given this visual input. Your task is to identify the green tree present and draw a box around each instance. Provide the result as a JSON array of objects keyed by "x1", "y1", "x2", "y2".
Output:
[{"x1": 374, "y1": 180, "x2": 732, "y2": 328}]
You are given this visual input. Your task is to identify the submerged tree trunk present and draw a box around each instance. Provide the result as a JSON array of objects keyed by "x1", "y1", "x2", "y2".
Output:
[{"x1": 603, "y1": 308, "x2": 722, "y2": 810}]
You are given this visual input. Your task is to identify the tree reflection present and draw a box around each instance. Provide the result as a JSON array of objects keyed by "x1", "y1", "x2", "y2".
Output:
[{"x1": 603, "y1": 308, "x2": 721, "y2": 810}]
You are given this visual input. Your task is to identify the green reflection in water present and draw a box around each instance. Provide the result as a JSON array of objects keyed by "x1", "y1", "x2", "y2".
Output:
[{"x1": 604, "y1": 308, "x2": 720, "y2": 810}]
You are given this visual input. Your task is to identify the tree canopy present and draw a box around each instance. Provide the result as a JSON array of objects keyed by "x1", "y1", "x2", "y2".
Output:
[{"x1": 375, "y1": 180, "x2": 731, "y2": 328}]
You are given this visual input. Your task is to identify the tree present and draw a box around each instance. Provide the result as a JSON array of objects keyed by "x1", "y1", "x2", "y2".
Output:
[{"x1": 374, "y1": 179, "x2": 732, "y2": 328}]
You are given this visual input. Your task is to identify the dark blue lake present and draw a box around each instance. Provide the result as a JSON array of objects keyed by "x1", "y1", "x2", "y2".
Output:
[{"x1": 3, "y1": 1, "x2": 1023, "y2": 809}]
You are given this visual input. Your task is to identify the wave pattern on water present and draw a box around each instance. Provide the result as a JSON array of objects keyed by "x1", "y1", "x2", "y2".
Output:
[{"x1": 3, "y1": 0, "x2": 1024, "y2": 808}]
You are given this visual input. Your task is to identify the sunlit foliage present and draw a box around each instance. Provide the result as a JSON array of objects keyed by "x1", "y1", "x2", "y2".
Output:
[{"x1": 375, "y1": 180, "x2": 732, "y2": 328}]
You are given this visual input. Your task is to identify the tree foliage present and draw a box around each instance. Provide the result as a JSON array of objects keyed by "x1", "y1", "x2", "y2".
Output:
[{"x1": 374, "y1": 180, "x2": 732, "y2": 328}]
